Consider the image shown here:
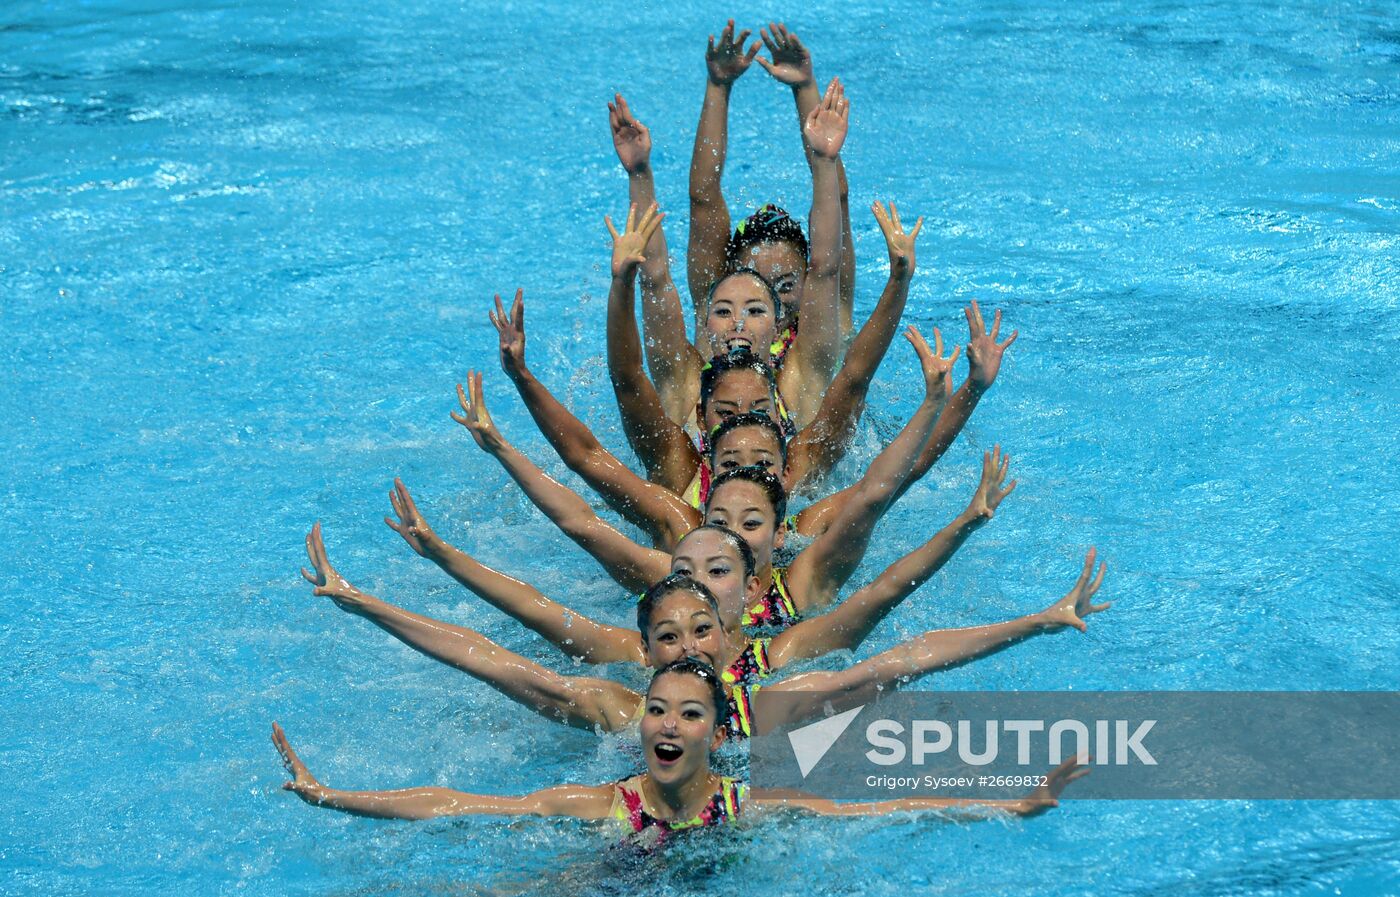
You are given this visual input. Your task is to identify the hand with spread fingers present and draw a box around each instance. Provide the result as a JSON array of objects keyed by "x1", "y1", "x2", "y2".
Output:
[
  {"x1": 904, "y1": 324, "x2": 961, "y2": 406},
  {"x1": 873, "y1": 201, "x2": 923, "y2": 276},
  {"x1": 299, "y1": 522, "x2": 369, "y2": 612},
  {"x1": 706, "y1": 19, "x2": 760, "y2": 86},
  {"x1": 607, "y1": 93, "x2": 651, "y2": 175},
  {"x1": 489, "y1": 289, "x2": 527, "y2": 382},
  {"x1": 1039, "y1": 549, "x2": 1111, "y2": 632},
  {"x1": 965, "y1": 445, "x2": 1017, "y2": 525},
  {"x1": 272, "y1": 722, "x2": 326, "y2": 804},
  {"x1": 1016, "y1": 756, "x2": 1092, "y2": 816},
  {"x1": 803, "y1": 77, "x2": 849, "y2": 160},
  {"x1": 384, "y1": 478, "x2": 444, "y2": 560},
  {"x1": 964, "y1": 299, "x2": 1019, "y2": 392},
  {"x1": 605, "y1": 202, "x2": 665, "y2": 279},
  {"x1": 450, "y1": 371, "x2": 507, "y2": 455},
  {"x1": 755, "y1": 22, "x2": 814, "y2": 88}
]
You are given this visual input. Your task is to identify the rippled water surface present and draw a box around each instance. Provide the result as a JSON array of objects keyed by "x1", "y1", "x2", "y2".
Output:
[{"x1": 3, "y1": 1, "x2": 1399, "y2": 894}]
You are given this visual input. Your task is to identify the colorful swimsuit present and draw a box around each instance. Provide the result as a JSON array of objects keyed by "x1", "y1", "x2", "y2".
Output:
[
  {"x1": 611, "y1": 776, "x2": 746, "y2": 839},
  {"x1": 720, "y1": 637, "x2": 773, "y2": 739},
  {"x1": 742, "y1": 567, "x2": 801, "y2": 632},
  {"x1": 770, "y1": 323, "x2": 798, "y2": 369}
]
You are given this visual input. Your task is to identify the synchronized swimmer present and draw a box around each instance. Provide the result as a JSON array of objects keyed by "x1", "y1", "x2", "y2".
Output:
[{"x1": 274, "y1": 19, "x2": 1111, "y2": 841}]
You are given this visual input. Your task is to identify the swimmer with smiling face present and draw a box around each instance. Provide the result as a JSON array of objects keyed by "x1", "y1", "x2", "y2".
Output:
[{"x1": 272, "y1": 659, "x2": 1088, "y2": 829}]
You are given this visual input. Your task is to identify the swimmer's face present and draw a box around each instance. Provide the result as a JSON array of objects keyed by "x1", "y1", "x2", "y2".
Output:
[
  {"x1": 701, "y1": 369, "x2": 778, "y2": 432},
  {"x1": 641, "y1": 672, "x2": 724, "y2": 784},
  {"x1": 643, "y1": 590, "x2": 727, "y2": 672},
  {"x1": 745, "y1": 240, "x2": 807, "y2": 328},
  {"x1": 670, "y1": 529, "x2": 762, "y2": 629},
  {"x1": 706, "y1": 273, "x2": 778, "y2": 357},
  {"x1": 704, "y1": 479, "x2": 784, "y2": 571},
  {"x1": 712, "y1": 427, "x2": 783, "y2": 481}
]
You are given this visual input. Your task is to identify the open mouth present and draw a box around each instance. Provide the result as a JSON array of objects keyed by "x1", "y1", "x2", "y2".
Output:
[
  {"x1": 725, "y1": 336, "x2": 752, "y2": 353},
  {"x1": 653, "y1": 742, "x2": 684, "y2": 764}
]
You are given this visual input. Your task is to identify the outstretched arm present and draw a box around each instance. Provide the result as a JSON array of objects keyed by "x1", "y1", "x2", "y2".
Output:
[
  {"x1": 781, "y1": 78, "x2": 848, "y2": 424},
  {"x1": 273, "y1": 724, "x2": 615, "y2": 820},
  {"x1": 299, "y1": 524, "x2": 642, "y2": 732},
  {"x1": 898, "y1": 300, "x2": 1019, "y2": 497},
  {"x1": 786, "y1": 201, "x2": 922, "y2": 492},
  {"x1": 750, "y1": 757, "x2": 1088, "y2": 819},
  {"x1": 384, "y1": 479, "x2": 647, "y2": 666},
  {"x1": 766, "y1": 549, "x2": 1110, "y2": 727},
  {"x1": 608, "y1": 94, "x2": 696, "y2": 423},
  {"x1": 688, "y1": 21, "x2": 758, "y2": 340},
  {"x1": 756, "y1": 22, "x2": 855, "y2": 336},
  {"x1": 769, "y1": 448, "x2": 1016, "y2": 667},
  {"x1": 785, "y1": 327, "x2": 959, "y2": 614},
  {"x1": 603, "y1": 206, "x2": 707, "y2": 495},
  {"x1": 450, "y1": 373, "x2": 670, "y2": 593},
  {"x1": 493, "y1": 288, "x2": 698, "y2": 548}
]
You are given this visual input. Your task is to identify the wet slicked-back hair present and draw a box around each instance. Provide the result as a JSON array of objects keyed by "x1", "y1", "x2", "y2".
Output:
[
  {"x1": 699, "y1": 349, "x2": 778, "y2": 417},
  {"x1": 636, "y1": 574, "x2": 722, "y2": 643},
  {"x1": 678, "y1": 523, "x2": 757, "y2": 580},
  {"x1": 705, "y1": 267, "x2": 781, "y2": 318},
  {"x1": 708, "y1": 465, "x2": 788, "y2": 525},
  {"x1": 709, "y1": 413, "x2": 788, "y2": 466},
  {"x1": 649, "y1": 658, "x2": 730, "y2": 730},
  {"x1": 724, "y1": 204, "x2": 810, "y2": 269}
]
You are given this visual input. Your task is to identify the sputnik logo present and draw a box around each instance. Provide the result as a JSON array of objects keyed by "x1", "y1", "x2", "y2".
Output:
[{"x1": 787, "y1": 705, "x2": 866, "y2": 778}]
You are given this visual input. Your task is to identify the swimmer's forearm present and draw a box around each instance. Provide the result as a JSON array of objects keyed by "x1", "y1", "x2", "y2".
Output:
[
  {"x1": 294, "y1": 786, "x2": 523, "y2": 820},
  {"x1": 755, "y1": 793, "x2": 1042, "y2": 818},
  {"x1": 491, "y1": 441, "x2": 668, "y2": 593},
  {"x1": 357, "y1": 597, "x2": 632, "y2": 731},
  {"x1": 797, "y1": 154, "x2": 844, "y2": 381},
  {"x1": 419, "y1": 540, "x2": 644, "y2": 665},
  {"x1": 788, "y1": 268, "x2": 914, "y2": 486},
  {"x1": 606, "y1": 268, "x2": 700, "y2": 496},
  {"x1": 776, "y1": 511, "x2": 986, "y2": 662},
  {"x1": 863, "y1": 510, "x2": 984, "y2": 606},
  {"x1": 847, "y1": 614, "x2": 1050, "y2": 690},
  {"x1": 895, "y1": 380, "x2": 985, "y2": 502},
  {"x1": 688, "y1": 81, "x2": 734, "y2": 327},
  {"x1": 628, "y1": 167, "x2": 694, "y2": 416},
  {"x1": 792, "y1": 77, "x2": 855, "y2": 334}
]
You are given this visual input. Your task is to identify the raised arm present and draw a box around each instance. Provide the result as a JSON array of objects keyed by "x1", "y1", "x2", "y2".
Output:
[
  {"x1": 750, "y1": 757, "x2": 1088, "y2": 819},
  {"x1": 769, "y1": 448, "x2": 1016, "y2": 667},
  {"x1": 273, "y1": 724, "x2": 614, "y2": 820},
  {"x1": 756, "y1": 22, "x2": 855, "y2": 336},
  {"x1": 780, "y1": 78, "x2": 848, "y2": 423},
  {"x1": 786, "y1": 201, "x2": 922, "y2": 491},
  {"x1": 608, "y1": 95, "x2": 696, "y2": 424},
  {"x1": 384, "y1": 478, "x2": 646, "y2": 666},
  {"x1": 603, "y1": 206, "x2": 707, "y2": 494},
  {"x1": 688, "y1": 21, "x2": 758, "y2": 337},
  {"x1": 299, "y1": 524, "x2": 642, "y2": 732},
  {"x1": 766, "y1": 549, "x2": 1110, "y2": 728},
  {"x1": 451, "y1": 372, "x2": 670, "y2": 593},
  {"x1": 784, "y1": 327, "x2": 959, "y2": 613},
  {"x1": 897, "y1": 300, "x2": 1019, "y2": 496},
  {"x1": 493, "y1": 288, "x2": 697, "y2": 548}
]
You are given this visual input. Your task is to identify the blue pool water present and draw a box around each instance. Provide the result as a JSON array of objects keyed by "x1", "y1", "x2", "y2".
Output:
[{"x1": 3, "y1": 0, "x2": 1399, "y2": 894}]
